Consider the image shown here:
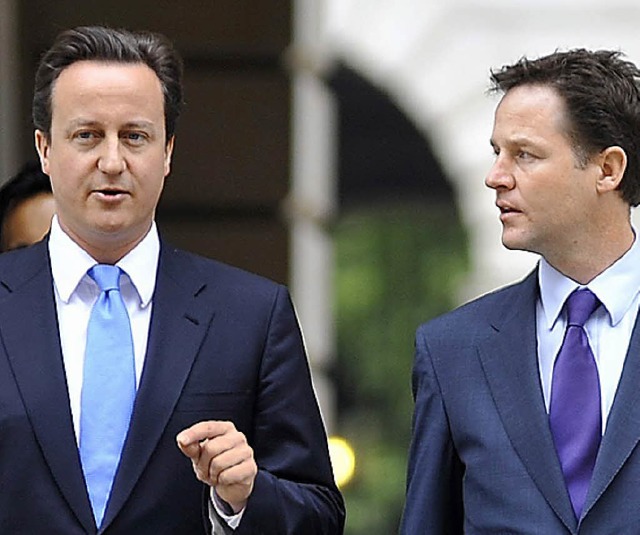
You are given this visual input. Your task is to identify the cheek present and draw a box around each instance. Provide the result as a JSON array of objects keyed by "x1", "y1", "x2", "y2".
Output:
[
  {"x1": 152, "y1": 178, "x2": 166, "y2": 203},
  {"x1": 137, "y1": 174, "x2": 165, "y2": 207},
  {"x1": 49, "y1": 176, "x2": 79, "y2": 202}
]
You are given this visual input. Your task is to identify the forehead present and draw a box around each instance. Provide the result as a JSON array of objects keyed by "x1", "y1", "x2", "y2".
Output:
[
  {"x1": 492, "y1": 84, "x2": 570, "y2": 142},
  {"x1": 50, "y1": 60, "x2": 165, "y2": 120}
]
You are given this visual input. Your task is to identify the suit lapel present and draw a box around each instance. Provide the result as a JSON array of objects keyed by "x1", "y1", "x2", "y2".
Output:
[
  {"x1": 476, "y1": 270, "x2": 577, "y2": 533},
  {"x1": 0, "y1": 242, "x2": 95, "y2": 533},
  {"x1": 102, "y1": 245, "x2": 216, "y2": 528},
  {"x1": 582, "y1": 306, "x2": 640, "y2": 518}
]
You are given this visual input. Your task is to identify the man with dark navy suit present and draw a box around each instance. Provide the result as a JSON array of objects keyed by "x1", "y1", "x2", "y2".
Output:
[
  {"x1": 0, "y1": 25, "x2": 344, "y2": 534},
  {"x1": 401, "y1": 49, "x2": 640, "y2": 533}
]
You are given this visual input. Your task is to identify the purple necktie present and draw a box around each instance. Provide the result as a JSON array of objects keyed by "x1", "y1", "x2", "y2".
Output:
[{"x1": 549, "y1": 288, "x2": 601, "y2": 519}]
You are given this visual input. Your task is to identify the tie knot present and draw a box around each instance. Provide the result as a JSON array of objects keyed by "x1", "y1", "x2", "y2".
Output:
[
  {"x1": 565, "y1": 288, "x2": 599, "y2": 327},
  {"x1": 88, "y1": 264, "x2": 122, "y2": 292}
]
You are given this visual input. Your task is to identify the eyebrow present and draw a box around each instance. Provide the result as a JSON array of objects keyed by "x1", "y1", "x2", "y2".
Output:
[
  {"x1": 66, "y1": 119, "x2": 99, "y2": 130},
  {"x1": 490, "y1": 134, "x2": 542, "y2": 148},
  {"x1": 122, "y1": 121, "x2": 156, "y2": 131},
  {"x1": 66, "y1": 119, "x2": 157, "y2": 131}
]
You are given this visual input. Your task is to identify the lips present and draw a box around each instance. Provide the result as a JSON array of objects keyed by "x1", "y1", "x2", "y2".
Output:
[
  {"x1": 92, "y1": 185, "x2": 128, "y2": 195},
  {"x1": 495, "y1": 200, "x2": 522, "y2": 225},
  {"x1": 91, "y1": 187, "x2": 130, "y2": 201},
  {"x1": 496, "y1": 200, "x2": 520, "y2": 214},
  {"x1": 99, "y1": 190, "x2": 125, "y2": 195}
]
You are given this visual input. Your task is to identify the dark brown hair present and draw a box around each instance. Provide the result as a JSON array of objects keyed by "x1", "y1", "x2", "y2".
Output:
[
  {"x1": 33, "y1": 25, "x2": 184, "y2": 143},
  {"x1": 490, "y1": 49, "x2": 640, "y2": 206}
]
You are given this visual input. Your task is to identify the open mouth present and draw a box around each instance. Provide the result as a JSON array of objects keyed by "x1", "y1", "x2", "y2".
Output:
[
  {"x1": 497, "y1": 201, "x2": 519, "y2": 214},
  {"x1": 95, "y1": 188, "x2": 127, "y2": 196},
  {"x1": 93, "y1": 189, "x2": 129, "y2": 201}
]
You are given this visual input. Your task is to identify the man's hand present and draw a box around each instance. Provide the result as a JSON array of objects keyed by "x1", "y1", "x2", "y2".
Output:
[{"x1": 177, "y1": 421, "x2": 257, "y2": 513}]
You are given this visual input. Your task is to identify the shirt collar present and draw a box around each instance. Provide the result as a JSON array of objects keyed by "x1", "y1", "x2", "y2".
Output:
[
  {"x1": 48, "y1": 215, "x2": 160, "y2": 306},
  {"x1": 538, "y1": 229, "x2": 640, "y2": 329}
]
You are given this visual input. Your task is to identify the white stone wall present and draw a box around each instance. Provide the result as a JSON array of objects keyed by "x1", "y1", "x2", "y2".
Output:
[{"x1": 321, "y1": 0, "x2": 640, "y2": 300}]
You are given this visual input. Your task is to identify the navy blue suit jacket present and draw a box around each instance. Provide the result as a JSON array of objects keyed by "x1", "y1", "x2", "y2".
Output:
[
  {"x1": 0, "y1": 238, "x2": 344, "y2": 534},
  {"x1": 401, "y1": 270, "x2": 640, "y2": 534}
]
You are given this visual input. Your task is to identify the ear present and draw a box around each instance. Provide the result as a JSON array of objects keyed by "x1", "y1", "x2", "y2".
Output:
[
  {"x1": 164, "y1": 136, "x2": 175, "y2": 177},
  {"x1": 34, "y1": 130, "x2": 51, "y2": 175},
  {"x1": 596, "y1": 145, "x2": 627, "y2": 194}
]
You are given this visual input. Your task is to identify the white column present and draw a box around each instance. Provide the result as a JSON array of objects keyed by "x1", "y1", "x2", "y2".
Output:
[{"x1": 290, "y1": 0, "x2": 338, "y2": 432}]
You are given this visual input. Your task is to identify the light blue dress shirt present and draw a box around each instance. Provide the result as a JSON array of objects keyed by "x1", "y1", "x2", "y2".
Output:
[{"x1": 537, "y1": 232, "x2": 640, "y2": 433}]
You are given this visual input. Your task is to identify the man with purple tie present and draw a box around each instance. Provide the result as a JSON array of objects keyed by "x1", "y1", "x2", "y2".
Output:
[{"x1": 401, "y1": 49, "x2": 640, "y2": 534}]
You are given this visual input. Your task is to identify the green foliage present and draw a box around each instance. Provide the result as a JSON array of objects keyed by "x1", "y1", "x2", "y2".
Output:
[{"x1": 334, "y1": 203, "x2": 469, "y2": 534}]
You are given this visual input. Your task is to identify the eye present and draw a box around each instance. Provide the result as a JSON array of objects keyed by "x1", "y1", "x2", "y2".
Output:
[
  {"x1": 123, "y1": 131, "x2": 148, "y2": 146},
  {"x1": 73, "y1": 130, "x2": 100, "y2": 145}
]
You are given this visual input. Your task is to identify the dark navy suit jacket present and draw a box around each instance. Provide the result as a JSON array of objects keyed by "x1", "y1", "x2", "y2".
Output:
[
  {"x1": 0, "y1": 238, "x2": 344, "y2": 534},
  {"x1": 401, "y1": 270, "x2": 640, "y2": 534}
]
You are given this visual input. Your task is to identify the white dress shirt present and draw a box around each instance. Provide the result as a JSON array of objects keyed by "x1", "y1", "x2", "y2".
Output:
[
  {"x1": 49, "y1": 215, "x2": 157, "y2": 439},
  {"x1": 537, "y1": 232, "x2": 640, "y2": 433},
  {"x1": 49, "y1": 216, "x2": 241, "y2": 531}
]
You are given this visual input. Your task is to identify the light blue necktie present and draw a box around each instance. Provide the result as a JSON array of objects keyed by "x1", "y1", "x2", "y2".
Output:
[{"x1": 79, "y1": 264, "x2": 136, "y2": 527}]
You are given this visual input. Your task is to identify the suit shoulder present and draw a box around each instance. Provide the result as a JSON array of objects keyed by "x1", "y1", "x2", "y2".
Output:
[
  {"x1": 162, "y1": 245, "x2": 285, "y2": 298},
  {"x1": 418, "y1": 275, "x2": 533, "y2": 335},
  {"x1": 0, "y1": 240, "x2": 49, "y2": 290}
]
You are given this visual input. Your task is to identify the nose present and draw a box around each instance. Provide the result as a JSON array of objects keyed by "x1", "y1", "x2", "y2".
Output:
[
  {"x1": 485, "y1": 156, "x2": 514, "y2": 190},
  {"x1": 97, "y1": 137, "x2": 126, "y2": 175}
]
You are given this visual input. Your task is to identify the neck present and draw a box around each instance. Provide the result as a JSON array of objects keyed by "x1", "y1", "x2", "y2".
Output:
[
  {"x1": 546, "y1": 224, "x2": 634, "y2": 284},
  {"x1": 57, "y1": 219, "x2": 151, "y2": 265}
]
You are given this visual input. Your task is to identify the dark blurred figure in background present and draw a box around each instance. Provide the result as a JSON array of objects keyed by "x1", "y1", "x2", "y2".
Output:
[{"x1": 0, "y1": 160, "x2": 54, "y2": 251}]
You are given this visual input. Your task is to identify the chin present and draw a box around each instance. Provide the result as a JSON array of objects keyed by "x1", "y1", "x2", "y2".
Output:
[{"x1": 501, "y1": 231, "x2": 532, "y2": 253}]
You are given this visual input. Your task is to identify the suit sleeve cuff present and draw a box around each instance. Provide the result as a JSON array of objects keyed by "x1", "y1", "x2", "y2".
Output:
[{"x1": 209, "y1": 487, "x2": 244, "y2": 530}]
